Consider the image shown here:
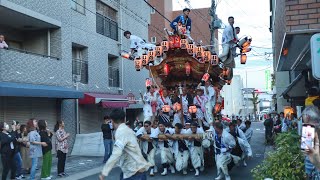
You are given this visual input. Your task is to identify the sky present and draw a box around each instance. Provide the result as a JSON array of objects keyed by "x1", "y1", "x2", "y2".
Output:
[{"x1": 172, "y1": 0, "x2": 273, "y2": 92}]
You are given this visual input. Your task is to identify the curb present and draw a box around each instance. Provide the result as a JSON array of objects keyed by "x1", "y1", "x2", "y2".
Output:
[{"x1": 59, "y1": 165, "x2": 103, "y2": 180}]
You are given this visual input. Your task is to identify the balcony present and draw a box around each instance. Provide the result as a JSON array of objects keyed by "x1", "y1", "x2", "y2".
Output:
[
  {"x1": 96, "y1": 13, "x2": 118, "y2": 41},
  {"x1": 0, "y1": 0, "x2": 61, "y2": 28},
  {"x1": 0, "y1": 48, "x2": 67, "y2": 86}
]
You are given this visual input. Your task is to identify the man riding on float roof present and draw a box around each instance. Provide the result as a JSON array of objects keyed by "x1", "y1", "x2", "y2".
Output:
[{"x1": 170, "y1": 8, "x2": 192, "y2": 34}]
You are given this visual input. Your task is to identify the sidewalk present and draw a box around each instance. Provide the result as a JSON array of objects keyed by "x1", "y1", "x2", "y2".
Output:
[{"x1": 32, "y1": 155, "x2": 103, "y2": 180}]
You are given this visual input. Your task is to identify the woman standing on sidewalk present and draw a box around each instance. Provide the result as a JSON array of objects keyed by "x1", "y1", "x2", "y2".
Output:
[
  {"x1": 20, "y1": 124, "x2": 32, "y2": 174},
  {"x1": 27, "y1": 118, "x2": 47, "y2": 180},
  {"x1": 38, "y1": 120, "x2": 53, "y2": 180},
  {"x1": 54, "y1": 120, "x2": 70, "y2": 177},
  {"x1": 0, "y1": 121, "x2": 17, "y2": 180}
]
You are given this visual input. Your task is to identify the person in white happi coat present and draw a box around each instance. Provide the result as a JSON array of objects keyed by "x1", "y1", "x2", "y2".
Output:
[
  {"x1": 181, "y1": 88, "x2": 193, "y2": 124},
  {"x1": 242, "y1": 120, "x2": 253, "y2": 166},
  {"x1": 218, "y1": 16, "x2": 237, "y2": 68},
  {"x1": 136, "y1": 121, "x2": 157, "y2": 176},
  {"x1": 198, "y1": 81, "x2": 215, "y2": 124},
  {"x1": 165, "y1": 123, "x2": 189, "y2": 175},
  {"x1": 193, "y1": 88, "x2": 207, "y2": 125},
  {"x1": 158, "y1": 89, "x2": 172, "y2": 124},
  {"x1": 210, "y1": 122, "x2": 236, "y2": 180},
  {"x1": 236, "y1": 119, "x2": 246, "y2": 132},
  {"x1": 124, "y1": 31, "x2": 155, "y2": 56},
  {"x1": 153, "y1": 122, "x2": 176, "y2": 176},
  {"x1": 141, "y1": 87, "x2": 159, "y2": 123},
  {"x1": 185, "y1": 122, "x2": 205, "y2": 176},
  {"x1": 227, "y1": 122, "x2": 252, "y2": 168}
]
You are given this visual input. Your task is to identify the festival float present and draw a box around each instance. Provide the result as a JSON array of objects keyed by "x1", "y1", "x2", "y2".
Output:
[{"x1": 121, "y1": 24, "x2": 253, "y2": 118}]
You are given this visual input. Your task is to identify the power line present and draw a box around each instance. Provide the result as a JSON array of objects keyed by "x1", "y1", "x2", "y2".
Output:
[
  {"x1": 143, "y1": 0, "x2": 171, "y2": 23},
  {"x1": 221, "y1": 0, "x2": 270, "y2": 32},
  {"x1": 183, "y1": 0, "x2": 211, "y2": 26},
  {"x1": 251, "y1": 45, "x2": 272, "y2": 49},
  {"x1": 175, "y1": 0, "x2": 210, "y2": 44}
]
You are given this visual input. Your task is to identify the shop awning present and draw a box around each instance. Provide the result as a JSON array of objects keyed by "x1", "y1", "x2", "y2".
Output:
[
  {"x1": 0, "y1": 82, "x2": 83, "y2": 99},
  {"x1": 280, "y1": 73, "x2": 306, "y2": 99},
  {"x1": 101, "y1": 101, "x2": 129, "y2": 108},
  {"x1": 79, "y1": 93, "x2": 129, "y2": 108}
]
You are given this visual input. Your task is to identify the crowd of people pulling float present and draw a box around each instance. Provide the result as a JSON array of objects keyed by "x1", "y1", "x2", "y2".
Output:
[{"x1": 119, "y1": 9, "x2": 254, "y2": 180}]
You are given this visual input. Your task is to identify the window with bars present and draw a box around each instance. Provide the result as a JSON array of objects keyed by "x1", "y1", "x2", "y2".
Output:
[
  {"x1": 108, "y1": 55, "x2": 120, "y2": 87},
  {"x1": 72, "y1": 46, "x2": 88, "y2": 84},
  {"x1": 96, "y1": 1, "x2": 118, "y2": 41},
  {"x1": 70, "y1": 0, "x2": 85, "y2": 14}
]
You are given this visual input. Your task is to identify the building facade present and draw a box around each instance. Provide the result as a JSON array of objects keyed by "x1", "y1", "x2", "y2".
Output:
[
  {"x1": 221, "y1": 75, "x2": 245, "y2": 116},
  {"x1": 270, "y1": 0, "x2": 320, "y2": 112},
  {"x1": 0, "y1": 0, "x2": 150, "y2": 150}
]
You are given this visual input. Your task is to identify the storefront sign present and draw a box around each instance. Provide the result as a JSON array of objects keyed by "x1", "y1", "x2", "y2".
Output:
[
  {"x1": 127, "y1": 93, "x2": 136, "y2": 104},
  {"x1": 311, "y1": 33, "x2": 320, "y2": 80}
]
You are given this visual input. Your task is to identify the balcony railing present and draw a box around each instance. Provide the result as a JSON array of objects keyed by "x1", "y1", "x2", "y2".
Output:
[
  {"x1": 3, "y1": 47, "x2": 60, "y2": 60},
  {"x1": 96, "y1": 13, "x2": 118, "y2": 41},
  {"x1": 72, "y1": 59, "x2": 88, "y2": 84},
  {"x1": 108, "y1": 66, "x2": 120, "y2": 87}
]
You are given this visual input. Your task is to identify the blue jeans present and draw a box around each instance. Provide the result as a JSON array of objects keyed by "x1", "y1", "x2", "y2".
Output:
[
  {"x1": 14, "y1": 152, "x2": 23, "y2": 176},
  {"x1": 30, "y1": 158, "x2": 38, "y2": 180},
  {"x1": 120, "y1": 172, "x2": 147, "y2": 180},
  {"x1": 103, "y1": 139, "x2": 113, "y2": 163}
]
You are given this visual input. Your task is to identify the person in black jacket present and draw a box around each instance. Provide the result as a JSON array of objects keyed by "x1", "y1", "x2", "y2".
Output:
[
  {"x1": 0, "y1": 121, "x2": 17, "y2": 180},
  {"x1": 12, "y1": 121, "x2": 24, "y2": 179},
  {"x1": 101, "y1": 116, "x2": 113, "y2": 163},
  {"x1": 38, "y1": 120, "x2": 53, "y2": 180}
]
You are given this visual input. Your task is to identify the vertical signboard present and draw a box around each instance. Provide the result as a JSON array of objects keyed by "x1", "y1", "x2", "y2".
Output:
[
  {"x1": 265, "y1": 70, "x2": 271, "y2": 90},
  {"x1": 310, "y1": 33, "x2": 320, "y2": 80}
]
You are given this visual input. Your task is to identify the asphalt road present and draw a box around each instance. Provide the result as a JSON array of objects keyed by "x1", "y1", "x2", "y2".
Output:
[{"x1": 81, "y1": 122, "x2": 266, "y2": 180}]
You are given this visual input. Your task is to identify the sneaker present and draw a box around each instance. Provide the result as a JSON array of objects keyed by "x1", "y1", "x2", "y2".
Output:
[
  {"x1": 215, "y1": 175, "x2": 224, "y2": 180},
  {"x1": 149, "y1": 168, "x2": 154, "y2": 176},
  {"x1": 15, "y1": 176, "x2": 22, "y2": 180},
  {"x1": 183, "y1": 169, "x2": 187, "y2": 175},
  {"x1": 62, "y1": 173, "x2": 68, "y2": 176},
  {"x1": 58, "y1": 173, "x2": 64, "y2": 178},
  {"x1": 20, "y1": 175, "x2": 26, "y2": 179},
  {"x1": 41, "y1": 177, "x2": 52, "y2": 180},
  {"x1": 195, "y1": 168, "x2": 199, "y2": 176},
  {"x1": 225, "y1": 175, "x2": 231, "y2": 180},
  {"x1": 154, "y1": 166, "x2": 158, "y2": 173},
  {"x1": 200, "y1": 166, "x2": 205, "y2": 172},
  {"x1": 169, "y1": 165, "x2": 175, "y2": 174},
  {"x1": 161, "y1": 168, "x2": 167, "y2": 176}
]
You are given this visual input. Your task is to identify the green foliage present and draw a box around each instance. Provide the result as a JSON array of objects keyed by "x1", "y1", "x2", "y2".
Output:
[{"x1": 251, "y1": 131, "x2": 305, "y2": 180}]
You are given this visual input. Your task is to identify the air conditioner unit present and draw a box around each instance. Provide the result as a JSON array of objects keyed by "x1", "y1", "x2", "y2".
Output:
[
  {"x1": 73, "y1": 74, "x2": 81, "y2": 82},
  {"x1": 151, "y1": 36, "x2": 156, "y2": 43}
]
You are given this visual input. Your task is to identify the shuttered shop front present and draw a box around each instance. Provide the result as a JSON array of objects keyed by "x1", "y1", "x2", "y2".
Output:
[
  {"x1": 79, "y1": 104, "x2": 111, "y2": 134},
  {"x1": 0, "y1": 97, "x2": 59, "y2": 130}
]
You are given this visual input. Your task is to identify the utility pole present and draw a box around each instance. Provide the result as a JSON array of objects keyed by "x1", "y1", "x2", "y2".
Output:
[{"x1": 210, "y1": 0, "x2": 216, "y2": 54}]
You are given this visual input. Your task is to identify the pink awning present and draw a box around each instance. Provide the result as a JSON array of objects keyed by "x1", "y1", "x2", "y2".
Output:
[
  {"x1": 101, "y1": 101, "x2": 129, "y2": 108},
  {"x1": 79, "y1": 93, "x2": 129, "y2": 108}
]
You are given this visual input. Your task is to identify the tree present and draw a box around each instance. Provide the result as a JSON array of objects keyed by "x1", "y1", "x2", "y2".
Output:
[{"x1": 251, "y1": 90, "x2": 260, "y2": 117}]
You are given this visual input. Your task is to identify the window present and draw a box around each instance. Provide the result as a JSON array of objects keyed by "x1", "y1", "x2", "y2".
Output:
[
  {"x1": 96, "y1": 1, "x2": 118, "y2": 41},
  {"x1": 151, "y1": 7, "x2": 155, "y2": 14},
  {"x1": 108, "y1": 55, "x2": 120, "y2": 87},
  {"x1": 72, "y1": 45, "x2": 88, "y2": 84},
  {"x1": 71, "y1": 0, "x2": 85, "y2": 14},
  {"x1": 150, "y1": 36, "x2": 156, "y2": 43}
]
